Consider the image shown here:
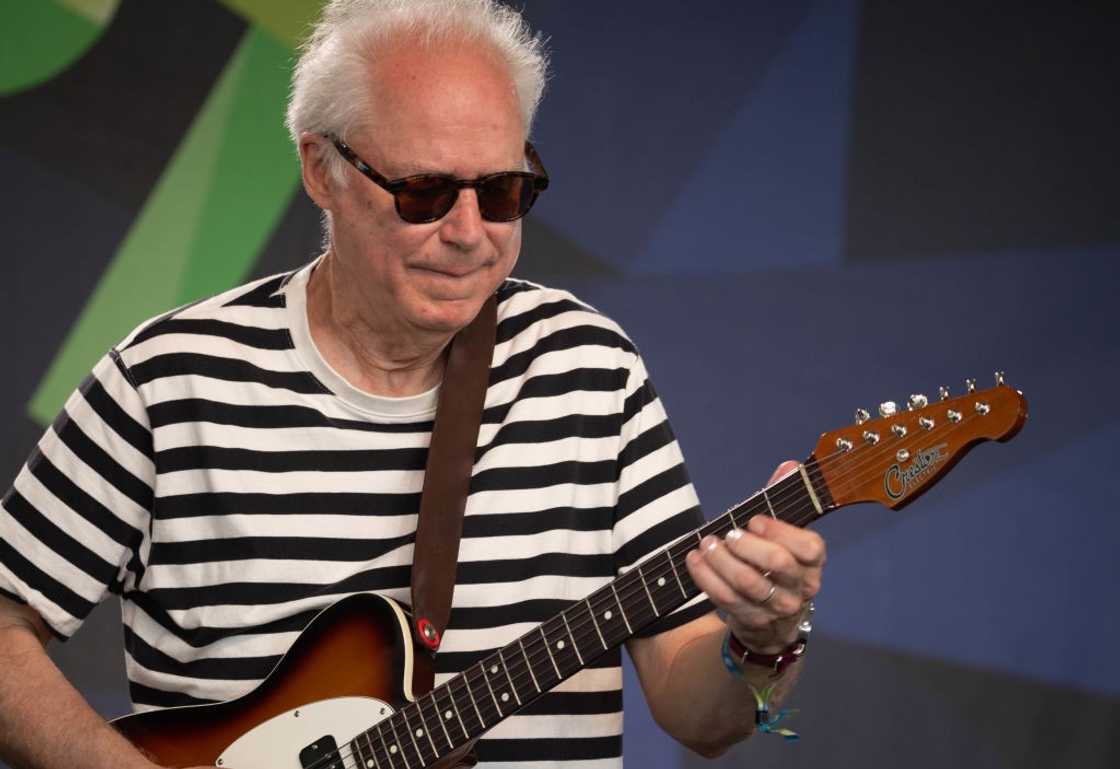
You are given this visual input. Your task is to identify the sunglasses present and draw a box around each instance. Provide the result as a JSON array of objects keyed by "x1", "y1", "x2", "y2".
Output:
[{"x1": 328, "y1": 135, "x2": 549, "y2": 224}]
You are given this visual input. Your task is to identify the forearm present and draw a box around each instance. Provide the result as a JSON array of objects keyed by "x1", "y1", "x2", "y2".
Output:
[
  {"x1": 636, "y1": 617, "x2": 802, "y2": 758},
  {"x1": 0, "y1": 625, "x2": 157, "y2": 769}
]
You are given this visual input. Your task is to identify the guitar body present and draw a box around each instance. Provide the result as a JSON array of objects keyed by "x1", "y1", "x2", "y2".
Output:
[{"x1": 112, "y1": 594, "x2": 474, "y2": 769}]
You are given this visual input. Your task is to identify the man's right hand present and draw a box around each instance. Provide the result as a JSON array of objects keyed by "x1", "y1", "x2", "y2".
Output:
[{"x1": 0, "y1": 595, "x2": 162, "y2": 769}]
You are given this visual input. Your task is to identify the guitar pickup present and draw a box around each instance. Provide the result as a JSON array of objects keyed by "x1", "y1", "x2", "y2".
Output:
[{"x1": 299, "y1": 735, "x2": 340, "y2": 769}]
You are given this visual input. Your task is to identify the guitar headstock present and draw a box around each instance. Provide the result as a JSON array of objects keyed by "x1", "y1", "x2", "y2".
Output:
[{"x1": 812, "y1": 374, "x2": 1028, "y2": 510}]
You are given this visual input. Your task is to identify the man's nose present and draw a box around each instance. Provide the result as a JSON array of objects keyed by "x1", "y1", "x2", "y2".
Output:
[{"x1": 438, "y1": 187, "x2": 485, "y2": 249}]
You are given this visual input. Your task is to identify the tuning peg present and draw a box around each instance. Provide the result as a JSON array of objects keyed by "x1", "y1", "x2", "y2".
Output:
[
  {"x1": 855, "y1": 408, "x2": 871, "y2": 425},
  {"x1": 939, "y1": 385, "x2": 950, "y2": 401},
  {"x1": 878, "y1": 401, "x2": 897, "y2": 417},
  {"x1": 908, "y1": 394, "x2": 928, "y2": 410},
  {"x1": 965, "y1": 378, "x2": 976, "y2": 393},
  {"x1": 994, "y1": 371, "x2": 1005, "y2": 386}
]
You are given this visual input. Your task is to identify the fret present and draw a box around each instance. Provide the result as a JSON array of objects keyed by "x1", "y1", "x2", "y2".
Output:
[
  {"x1": 484, "y1": 656, "x2": 518, "y2": 712},
  {"x1": 643, "y1": 555, "x2": 682, "y2": 618},
  {"x1": 424, "y1": 691, "x2": 453, "y2": 752},
  {"x1": 609, "y1": 582, "x2": 633, "y2": 635},
  {"x1": 439, "y1": 684, "x2": 469, "y2": 744},
  {"x1": 461, "y1": 671, "x2": 487, "y2": 728},
  {"x1": 585, "y1": 598, "x2": 607, "y2": 649},
  {"x1": 378, "y1": 720, "x2": 406, "y2": 769},
  {"x1": 667, "y1": 549, "x2": 688, "y2": 599},
  {"x1": 351, "y1": 735, "x2": 373, "y2": 769},
  {"x1": 394, "y1": 711, "x2": 426, "y2": 769},
  {"x1": 362, "y1": 732, "x2": 382, "y2": 769},
  {"x1": 560, "y1": 610, "x2": 585, "y2": 666},
  {"x1": 539, "y1": 626, "x2": 562, "y2": 680},
  {"x1": 637, "y1": 564, "x2": 659, "y2": 617},
  {"x1": 497, "y1": 649, "x2": 523, "y2": 706},
  {"x1": 518, "y1": 637, "x2": 541, "y2": 692},
  {"x1": 541, "y1": 617, "x2": 581, "y2": 680},
  {"x1": 479, "y1": 661, "x2": 504, "y2": 716},
  {"x1": 587, "y1": 589, "x2": 628, "y2": 648},
  {"x1": 411, "y1": 702, "x2": 440, "y2": 760},
  {"x1": 761, "y1": 487, "x2": 776, "y2": 518}
]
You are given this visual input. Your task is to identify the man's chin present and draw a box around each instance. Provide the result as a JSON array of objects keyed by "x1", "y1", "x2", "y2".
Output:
[{"x1": 409, "y1": 295, "x2": 486, "y2": 335}]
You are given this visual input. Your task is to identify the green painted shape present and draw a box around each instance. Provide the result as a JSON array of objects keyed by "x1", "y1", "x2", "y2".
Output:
[
  {"x1": 175, "y1": 29, "x2": 300, "y2": 303},
  {"x1": 0, "y1": 0, "x2": 116, "y2": 95},
  {"x1": 28, "y1": 28, "x2": 301, "y2": 424},
  {"x1": 219, "y1": 0, "x2": 324, "y2": 48}
]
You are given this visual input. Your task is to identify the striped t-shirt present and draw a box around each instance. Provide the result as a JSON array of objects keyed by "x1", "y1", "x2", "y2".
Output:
[{"x1": 0, "y1": 263, "x2": 710, "y2": 768}]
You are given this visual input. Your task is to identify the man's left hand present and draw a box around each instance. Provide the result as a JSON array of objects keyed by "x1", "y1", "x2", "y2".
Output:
[{"x1": 684, "y1": 460, "x2": 826, "y2": 654}]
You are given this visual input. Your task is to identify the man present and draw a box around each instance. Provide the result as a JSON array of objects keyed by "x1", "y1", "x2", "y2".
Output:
[{"x1": 0, "y1": 2, "x2": 825, "y2": 767}]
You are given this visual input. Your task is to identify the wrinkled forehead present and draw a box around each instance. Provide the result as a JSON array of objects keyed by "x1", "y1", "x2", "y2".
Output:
[{"x1": 356, "y1": 36, "x2": 526, "y2": 175}]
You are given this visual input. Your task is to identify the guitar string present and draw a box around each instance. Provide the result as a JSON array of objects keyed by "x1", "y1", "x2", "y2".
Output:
[
  {"x1": 308, "y1": 493, "x2": 817, "y2": 769},
  {"x1": 309, "y1": 407, "x2": 987, "y2": 769},
  {"x1": 299, "y1": 402, "x2": 995, "y2": 769},
  {"x1": 418, "y1": 405, "x2": 993, "y2": 726}
]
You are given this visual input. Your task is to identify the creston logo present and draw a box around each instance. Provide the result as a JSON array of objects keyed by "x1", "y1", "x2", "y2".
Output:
[{"x1": 884, "y1": 443, "x2": 949, "y2": 501}]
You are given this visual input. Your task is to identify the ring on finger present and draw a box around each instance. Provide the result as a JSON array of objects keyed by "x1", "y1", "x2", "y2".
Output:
[{"x1": 759, "y1": 582, "x2": 777, "y2": 605}]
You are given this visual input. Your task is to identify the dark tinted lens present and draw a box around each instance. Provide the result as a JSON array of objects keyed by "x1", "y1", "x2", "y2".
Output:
[
  {"x1": 396, "y1": 176, "x2": 458, "y2": 223},
  {"x1": 478, "y1": 174, "x2": 536, "y2": 222}
]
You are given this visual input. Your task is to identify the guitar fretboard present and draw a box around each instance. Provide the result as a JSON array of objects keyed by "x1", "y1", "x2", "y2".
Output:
[{"x1": 345, "y1": 466, "x2": 832, "y2": 769}]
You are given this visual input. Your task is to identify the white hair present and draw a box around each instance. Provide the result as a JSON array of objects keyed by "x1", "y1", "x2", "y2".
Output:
[{"x1": 286, "y1": 0, "x2": 549, "y2": 185}]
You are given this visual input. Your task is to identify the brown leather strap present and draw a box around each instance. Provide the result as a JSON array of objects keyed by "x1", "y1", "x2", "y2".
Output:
[{"x1": 410, "y1": 293, "x2": 496, "y2": 657}]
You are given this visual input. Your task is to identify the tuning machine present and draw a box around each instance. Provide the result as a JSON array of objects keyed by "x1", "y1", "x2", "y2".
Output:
[
  {"x1": 966, "y1": 378, "x2": 976, "y2": 393},
  {"x1": 908, "y1": 394, "x2": 928, "y2": 410},
  {"x1": 995, "y1": 371, "x2": 1005, "y2": 386},
  {"x1": 878, "y1": 401, "x2": 897, "y2": 418},
  {"x1": 855, "y1": 408, "x2": 871, "y2": 425}
]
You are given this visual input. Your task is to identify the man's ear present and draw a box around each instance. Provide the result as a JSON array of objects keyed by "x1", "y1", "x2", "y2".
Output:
[{"x1": 298, "y1": 132, "x2": 338, "y2": 212}]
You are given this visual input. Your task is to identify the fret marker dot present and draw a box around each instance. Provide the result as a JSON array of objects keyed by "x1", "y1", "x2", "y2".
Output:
[
  {"x1": 490, "y1": 665, "x2": 498, "y2": 674},
  {"x1": 367, "y1": 761, "x2": 374, "y2": 768},
  {"x1": 657, "y1": 577, "x2": 666, "y2": 587},
  {"x1": 390, "y1": 746, "x2": 398, "y2": 754},
  {"x1": 501, "y1": 692, "x2": 510, "y2": 702},
  {"x1": 557, "y1": 640, "x2": 565, "y2": 650},
  {"x1": 415, "y1": 729, "x2": 423, "y2": 738},
  {"x1": 605, "y1": 610, "x2": 613, "y2": 620},
  {"x1": 445, "y1": 710, "x2": 453, "y2": 720}
]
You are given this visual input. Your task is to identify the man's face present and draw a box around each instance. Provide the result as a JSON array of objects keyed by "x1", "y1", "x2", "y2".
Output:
[{"x1": 325, "y1": 39, "x2": 527, "y2": 337}]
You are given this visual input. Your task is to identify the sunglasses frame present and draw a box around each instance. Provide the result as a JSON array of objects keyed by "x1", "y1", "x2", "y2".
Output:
[{"x1": 327, "y1": 134, "x2": 550, "y2": 224}]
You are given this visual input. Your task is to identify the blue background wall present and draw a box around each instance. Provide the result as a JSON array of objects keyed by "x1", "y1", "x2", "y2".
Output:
[{"x1": 2, "y1": 1, "x2": 1117, "y2": 767}]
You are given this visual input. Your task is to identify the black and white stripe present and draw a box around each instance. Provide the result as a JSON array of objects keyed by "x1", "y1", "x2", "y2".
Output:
[{"x1": 0, "y1": 265, "x2": 710, "y2": 769}]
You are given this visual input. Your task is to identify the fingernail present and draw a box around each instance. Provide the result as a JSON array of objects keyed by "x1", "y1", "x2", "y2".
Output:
[
  {"x1": 749, "y1": 516, "x2": 766, "y2": 535},
  {"x1": 701, "y1": 535, "x2": 718, "y2": 552},
  {"x1": 725, "y1": 528, "x2": 743, "y2": 542}
]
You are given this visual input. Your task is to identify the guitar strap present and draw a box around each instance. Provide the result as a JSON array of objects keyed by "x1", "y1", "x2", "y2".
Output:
[{"x1": 409, "y1": 292, "x2": 496, "y2": 660}]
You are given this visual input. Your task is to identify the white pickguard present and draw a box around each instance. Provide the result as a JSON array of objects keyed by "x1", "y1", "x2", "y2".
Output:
[{"x1": 216, "y1": 697, "x2": 395, "y2": 769}]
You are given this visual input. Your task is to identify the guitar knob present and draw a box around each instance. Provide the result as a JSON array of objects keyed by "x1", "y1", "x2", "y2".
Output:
[
  {"x1": 965, "y1": 378, "x2": 976, "y2": 393},
  {"x1": 878, "y1": 401, "x2": 897, "y2": 417},
  {"x1": 994, "y1": 371, "x2": 1005, "y2": 386},
  {"x1": 939, "y1": 385, "x2": 950, "y2": 400},
  {"x1": 908, "y1": 394, "x2": 928, "y2": 410},
  {"x1": 855, "y1": 408, "x2": 871, "y2": 425}
]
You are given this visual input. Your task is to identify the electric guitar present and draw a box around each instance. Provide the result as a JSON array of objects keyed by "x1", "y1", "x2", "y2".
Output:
[{"x1": 113, "y1": 377, "x2": 1028, "y2": 769}]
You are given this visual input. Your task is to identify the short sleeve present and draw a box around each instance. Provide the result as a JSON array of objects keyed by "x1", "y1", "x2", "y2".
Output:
[
  {"x1": 612, "y1": 351, "x2": 713, "y2": 638},
  {"x1": 0, "y1": 349, "x2": 154, "y2": 638}
]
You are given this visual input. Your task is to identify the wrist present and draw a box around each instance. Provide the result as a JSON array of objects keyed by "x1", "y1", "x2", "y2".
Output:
[{"x1": 722, "y1": 602, "x2": 814, "y2": 677}]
